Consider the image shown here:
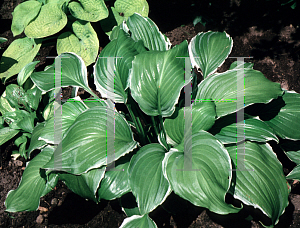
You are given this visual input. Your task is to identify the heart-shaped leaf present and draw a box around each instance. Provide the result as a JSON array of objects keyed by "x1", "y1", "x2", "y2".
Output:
[
  {"x1": 130, "y1": 41, "x2": 190, "y2": 117},
  {"x1": 163, "y1": 131, "x2": 241, "y2": 214},
  {"x1": 11, "y1": 1, "x2": 42, "y2": 36},
  {"x1": 189, "y1": 31, "x2": 233, "y2": 79},
  {"x1": 24, "y1": 2, "x2": 67, "y2": 38},
  {"x1": 129, "y1": 144, "x2": 171, "y2": 214},
  {"x1": 57, "y1": 21, "x2": 99, "y2": 66}
]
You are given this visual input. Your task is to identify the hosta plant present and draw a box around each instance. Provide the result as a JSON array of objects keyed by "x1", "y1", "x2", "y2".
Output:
[
  {"x1": 0, "y1": 0, "x2": 149, "y2": 81},
  {"x1": 5, "y1": 13, "x2": 300, "y2": 228},
  {"x1": 0, "y1": 61, "x2": 55, "y2": 158}
]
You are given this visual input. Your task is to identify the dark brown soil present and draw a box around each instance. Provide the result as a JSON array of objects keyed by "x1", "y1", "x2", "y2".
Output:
[{"x1": 1, "y1": 0, "x2": 300, "y2": 227}]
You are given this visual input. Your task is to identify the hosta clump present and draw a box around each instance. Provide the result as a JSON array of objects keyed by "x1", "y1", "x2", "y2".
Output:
[
  {"x1": 0, "y1": 61, "x2": 55, "y2": 158},
  {"x1": 0, "y1": 0, "x2": 149, "y2": 82},
  {"x1": 5, "y1": 13, "x2": 300, "y2": 228}
]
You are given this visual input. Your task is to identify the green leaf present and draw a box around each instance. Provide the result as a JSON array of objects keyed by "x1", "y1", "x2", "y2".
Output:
[
  {"x1": 94, "y1": 29, "x2": 146, "y2": 103},
  {"x1": 119, "y1": 214, "x2": 157, "y2": 228},
  {"x1": 43, "y1": 106, "x2": 138, "y2": 174},
  {"x1": 39, "y1": 97, "x2": 88, "y2": 144},
  {"x1": 16, "y1": 111, "x2": 36, "y2": 133},
  {"x1": 27, "y1": 122, "x2": 47, "y2": 158},
  {"x1": 214, "y1": 118, "x2": 279, "y2": 144},
  {"x1": 17, "y1": 61, "x2": 39, "y2": 87},
  {"x1": 114, "y1": 0, "x2": 149, "y2": 18},
  {"x1": 128, "y1": 144, "x2": 171, "y2": 214},
  {"x1": 97, "y1": 156, "x2": 131, "y2": 201},
  {"x1": 42, "y1": 100, "x2": 54, "y2": 120},
  {"x1": 164, "y1": 101, "x2": 216, "y2": 146},
  {"x1": 125, "y1": 13, "x2": 171, "y2": 51},
  {"x1": 5, "y1": 146, "x2": 59, "y2": 212},
  {"x1": 162, "y1": 131, "x2": 241, "y2": 214},
  {"x1": 3, "y1": 110, "x2": 35, "y2": 133},
  {"x1": 263, "y1": 92, "x2": 300, "y2": 140},
  {"x1": 229, "y1": 61, "x2": 254, "y2": 70},
  {"x1": 59, "y1": 167, "x2": 105, "y2": 202},
  {"x1": 195, "y1": 68, "x2": 283, "y2": 117},
  {"x1": 24, "y1": 2, "x2": 67, "y2": 38},
  {"x1": 25, "y1": 86, "x2": 42, "y2": 110},
  {"x1": 0, "y1": 91, "x2": 16, "y2": 115},
  {"x1": 0, "y1": 127, "x2": 19, "y2": 146},
  {"x1": 30, "y1": 53, "x2": 95, "y2": 96},
  {"x1": 68, "y1": 0, "x2": 108, "y2": 22},
  {"x1": 130, "y1": 41, "x2": 190, "y2": 117},
  {"x1": 4, "y1": 84, "x2": 28, "y2": 110},
  {"x1": 227, "y1": 142, "x2": 290, "y2": 226},
  {"x1": 11, "y1": 1, "x2": 42, "y2": 36},
  {"x1": 57, "y1": 20, "x2": 99, "y2": 66},
  {"x1": 0, "y1": 37, "x2": 41, "y2": 81},
  {"x1": 189, "y1": 31, "x2": 233, "y2": 79},
  {"x1": 286, "y1": 151, "x2": 300, "y2": 180}
]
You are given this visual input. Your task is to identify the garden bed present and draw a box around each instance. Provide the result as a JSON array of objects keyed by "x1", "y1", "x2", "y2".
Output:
[{"x1": 1, "y1": 0, "x2": 300, "y2": 227}]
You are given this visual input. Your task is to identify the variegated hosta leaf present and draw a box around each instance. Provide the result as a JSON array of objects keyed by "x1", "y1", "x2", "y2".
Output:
[
  {"x1": 125, "y1": 13, "x2": 171, "y2": 51},
  {"x1": 163, "y1": 131, "x2": 241, "y2": 214},
  {"x1": 227, "y1": 142, "x2": 290, "y2": 227},
  {"x1": 30, "y1": 53, "x2": 96, "y2": 96},
  {"x1": 94, "y1": 29, "x2": 146, "y2": 103},
  {"x1": 120, "y1": 214, "x2": 157, "y2": 228},
  {"x1": 195, "y1": 68, "x2": 283, "y2": 117},
  {"x1": 164, "y1": 101, "x2": 216, "y2": 146},
  {"x1": 188, "y1": 31, "x2": 233, "y2": 79},
  {"x1": 130, "y1": 41, "x2": 190, "y2": 117},
  {"x1": 43, "y1": 106, "x2": 138, "y2": 174},
  {"x1": 128, "y1": 144, "x2": 171, "y2": 215},
  {"x1": 97, "y1": 156, "x2": 131, "y2": 201},
  {"x1": 39, "y1": 97, "x2": 88, "y2": 144},
  {"x1": 262, "y1": 91, "x2": 300, "y2": 140},
  {"x1": 214, "y1": 118, "x2": 278, "y2": 144}
]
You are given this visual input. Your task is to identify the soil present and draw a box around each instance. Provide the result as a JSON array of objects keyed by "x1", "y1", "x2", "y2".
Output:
[{"x1": 1, "y1": 0, "x2": 300, "y2": 227}]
